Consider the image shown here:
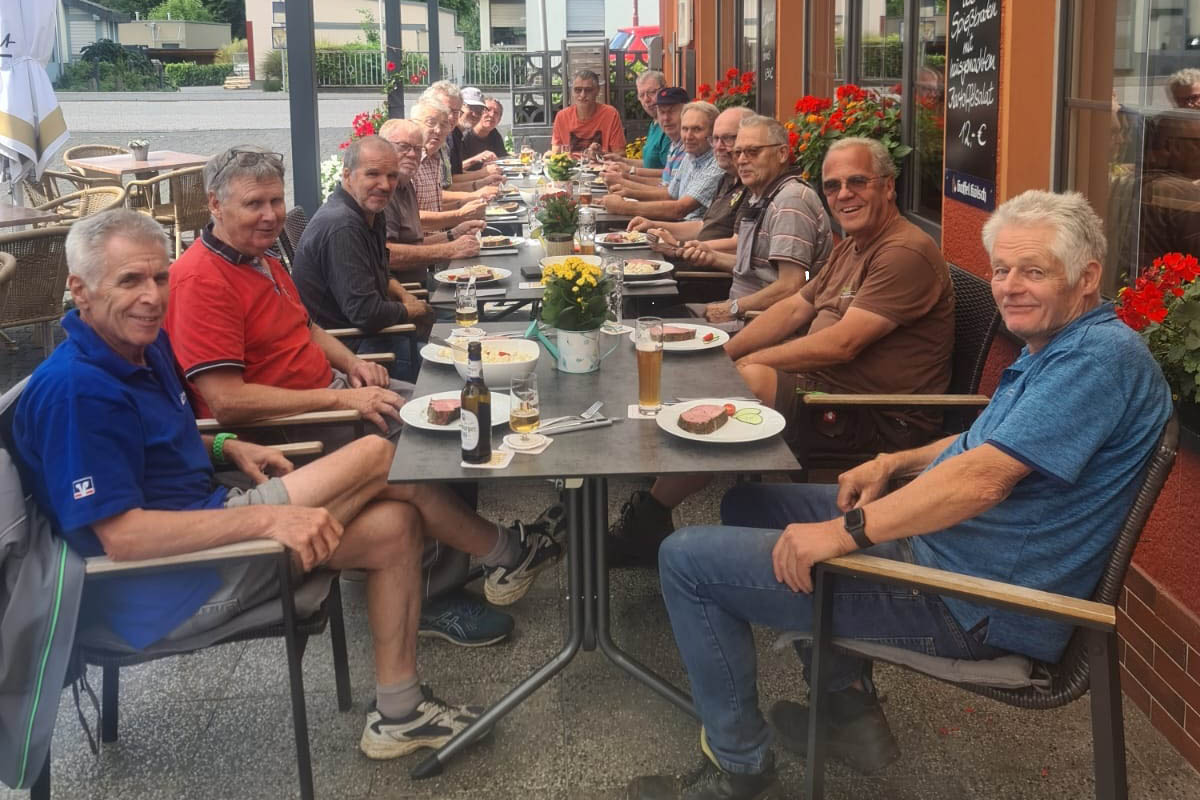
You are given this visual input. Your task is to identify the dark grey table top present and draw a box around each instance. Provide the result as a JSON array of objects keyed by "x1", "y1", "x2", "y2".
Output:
[{"x1": 388, "y1": 322, "x2": 801, "y2": 484}]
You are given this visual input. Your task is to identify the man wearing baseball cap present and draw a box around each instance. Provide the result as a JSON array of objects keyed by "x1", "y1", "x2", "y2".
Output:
[{"x1": 603, "y1": 86, "x2": 688, "y2": 192}]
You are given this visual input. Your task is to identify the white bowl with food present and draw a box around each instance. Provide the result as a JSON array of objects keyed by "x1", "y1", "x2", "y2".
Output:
[
  {"x1": 451, "y1": 337, "x2": 540, "y2": 386},
  {"x1": 538, "y1": 254, "x2": 603, "y2": 271}
]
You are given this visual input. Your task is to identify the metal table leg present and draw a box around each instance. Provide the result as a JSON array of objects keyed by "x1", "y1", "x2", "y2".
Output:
[{"x1": 411, "y1": 484, "x2": 587, "y2": 779}]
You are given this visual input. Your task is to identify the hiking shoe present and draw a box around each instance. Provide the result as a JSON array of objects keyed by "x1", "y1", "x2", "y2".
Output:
[
  {"x1": 531, "y1": 498, "x2": 568, "y2": 543},
  {"x1": 419, "y1": 589, "x2": 514, "y2": 647},
  {"x1": 769, "y1": 690, "x2": 900, "y2": 775},
  {"x1": 628, "y1": 754, "x2": 778, "y2": 799},
  {"x1": 484, "y1": 522, "x2": 561, "y2": 606},
  {"x1": 359, "y1": 686, "x2": 486, "y2": 760},
  {"x1": 607, "y1": 489, "x2": 674, "y2": 568}
]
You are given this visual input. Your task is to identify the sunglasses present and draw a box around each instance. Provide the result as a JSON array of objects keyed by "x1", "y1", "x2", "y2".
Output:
[
  {"x1": 821, "y1": 175, "x2": 885, "y2": 195},
  {"x1": 213, "y1": 149, "x2": 284, "y2": 181},
  {"x1": 732, "y1": 143, "x2": 787, "y2": 160}
]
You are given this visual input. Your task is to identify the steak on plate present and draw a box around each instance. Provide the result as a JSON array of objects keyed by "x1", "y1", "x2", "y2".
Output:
[
  {"x1": 662, "y1": 325, "x2": 696, "y2": 342},
  {"x1": 678, "y1": 404, "x2": 728, "y2": 435},
  {"x1": 427, "y1": 398, "x2": 462, "y2": 425}
]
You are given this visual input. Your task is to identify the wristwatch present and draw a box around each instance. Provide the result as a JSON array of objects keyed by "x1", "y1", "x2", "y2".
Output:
[
  {"x1": 843, "y1": 508, "x2": 873, "y2": 549},
  {"x1": 728, "y1": 298, "x2": 741, "y2": 317},
  {"x1": 447, "y1": 229, "x2": 457, "y2": 241},
  {"x1": 629, "y1": 166, "x2": 637, "y2": 176}
]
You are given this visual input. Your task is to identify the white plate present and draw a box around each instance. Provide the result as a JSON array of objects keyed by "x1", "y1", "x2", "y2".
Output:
[
  {"x1": 479, "y1": 235, "x2": 526, "y2": 250},
  {"x1": 400, "y1": 390, "x2": 512, "y2": 432},
  {"x1": 627, "y1": 323, "x2": 729, "y2": 352},
  {"x1": 598, "y1": 232, "x2": 650, "y2": 247},
  {"x1": 656, "y1": 399, "x2": 785, "y2": 444},
  {"x1": 495, "y1": 158, "x2": 525, "y2": 167},
  {"x1": 420, "y1": 342, "x2": 456, "y2": 365},
  {"x1": 621, "y1": 258, "x2": 674, "y2": 279},
  {"x1": 486, "y1": 204, "x2": 525, "y2": 216},
  {"x1": 433, "y1": 266, "x2": 512, "y2": 285}
]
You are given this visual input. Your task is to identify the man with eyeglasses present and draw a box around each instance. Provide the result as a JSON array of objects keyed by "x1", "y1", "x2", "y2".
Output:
[
  {"x1": 551, "y1": 69, "x2": 626, "y2": 155},
  {"x1": 602, "y1": 86, "x2": 688, "y2": 192},
  {"x1": 602, "y1": 70, "x2": 670, "y2": 171},
  {"x1": 420, "y1": 82, "x2": 503, "y2": 199},
  {"x1": 598, "y1": 101, "x2": 725, "y2": 221},
  {"x1": 1167, "y1": 67, "x2": 1200, "y2": 109},
  {"x1": 462, "y1": 96, "x2": 509, "y2": 164},
  {"x1": 409, "y1": 98, "x2": 489, "y2": 232}
]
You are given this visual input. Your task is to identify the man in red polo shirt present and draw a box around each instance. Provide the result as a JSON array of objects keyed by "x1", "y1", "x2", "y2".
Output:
[{"x1": 166, "y1": 146, "x2": 560, "y2": 649}]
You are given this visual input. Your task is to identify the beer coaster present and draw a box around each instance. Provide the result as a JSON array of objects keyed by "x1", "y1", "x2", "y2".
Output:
[
  {"x1": 601, "y1": 323, "x2": 633, "y2": 335},
  {"x1": 461, "y1": 449, "x2": 515, "y2": 469},
  {"x1": 628, "y1": 404, "x2": 662, "y2": 419},
  {"x1": 519, "y1": 281, "x2": 544, "y2": 290},
  {"x1": 502, "y1": 433, "x2": 552, "y2": 453}
]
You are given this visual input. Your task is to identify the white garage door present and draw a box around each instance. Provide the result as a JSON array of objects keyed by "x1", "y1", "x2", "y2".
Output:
[{"x1": 566, "y1": 0, "x2": 604, "y2": 35}]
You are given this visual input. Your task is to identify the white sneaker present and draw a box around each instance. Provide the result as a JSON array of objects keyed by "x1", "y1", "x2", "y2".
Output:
[
  {"x1": 484, "y1": 524, "x2": 561, "y2": 606},
  {"x1": 359, "y1": 687, "x2": 485, "y2": 760}
]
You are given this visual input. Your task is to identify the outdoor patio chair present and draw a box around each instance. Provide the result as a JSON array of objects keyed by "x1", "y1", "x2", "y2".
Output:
[
  {"x1": 61, "y1": 144, "x2": 128, "y2": 187},
  {"x1": 17, "y1": 170, "x2": 104, "y2": 208},
  {"x1": 34, "y1": 186, "x2": 126, "y2": 225},
  {"x1": 0, "y1": 381, "x2": 351, "y2": 800},
  {"x1": 124, "y1": 166, "x2": 208, "y2": 258},
  {"x1": 803, "y1": 412, "x2": 1180, "y2": 800},
  {"x1": 0, "y1": 226, "x2": 70, "y2": 358},
  {"x1": 799, "y1": 264, "x2": 1001, "y2": 474}
]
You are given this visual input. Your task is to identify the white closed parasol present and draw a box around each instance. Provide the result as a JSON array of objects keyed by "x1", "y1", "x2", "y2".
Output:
[{"x1": 0, "y1": 0, "x2": 69, "y2": 185}]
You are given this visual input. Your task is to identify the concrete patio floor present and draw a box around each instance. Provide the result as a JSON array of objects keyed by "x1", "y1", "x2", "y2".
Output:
[{"x1": 3, "y1": 328, "x2": 1200, "y2": 799}]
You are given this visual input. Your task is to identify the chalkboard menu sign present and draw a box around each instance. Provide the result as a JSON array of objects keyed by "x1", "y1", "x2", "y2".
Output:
[
  {"x1": 758, "y1": 1, "x2": 777, "y2": 117},
  {"x1": 943, "y1": 0, "x2": 1001, "y2": 211}
]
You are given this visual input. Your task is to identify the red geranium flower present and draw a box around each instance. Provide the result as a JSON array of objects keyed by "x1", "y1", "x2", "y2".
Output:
[
  {"x1": 740, "y1": 71, "x2": 755, "y2": 85},
  {"x1": 726, "y1": 67, "x2": 739, "y2": 81},
  {"x1": 698, "y1": 83, "x2": 712, "y2": 97},
  {"x1": 386, "y1": 61, "x2": 396, "y2": 72}
]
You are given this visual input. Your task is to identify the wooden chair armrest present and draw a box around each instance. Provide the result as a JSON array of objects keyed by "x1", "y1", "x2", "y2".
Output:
[
  {"x1": 820, "y1": 553, "x2": 1115, "y2": 630},
  {"x1": 744, "y1": 310, "x2": 762, "y2": 320},
  {"x1": 408, "y1": 289, "x2": 429, "y2": 298},
  {"x1": 401, "y1": 282, "x2": 423, "y2": 290},
  {"x1": 324, "y1": 323, "x2": 417, "y2": 338},
  {"x1": 195, "y1": 409, "x2": 362, "y2": 433},
  {"x1": 800, "y1": 393, "x2": 991, "y2": 407},
  {"x1": 360, "y1": 352, "x2": 395, "y2": 364},
  {"x1": 86, "y1": 539, "x2": 283, "y2": 576},
  {"x1": 675, "y1": 271, "x2": 733, "y2": 280},
  {"x1": 271, "y1": 441, "x2": 324, "y2": 457}
]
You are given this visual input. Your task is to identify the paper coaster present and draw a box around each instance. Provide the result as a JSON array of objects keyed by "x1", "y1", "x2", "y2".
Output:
[
  {"x1": 502, "y1": 433, "x2": 553, "y2": 454},
  {"x1": 627, "y1": 403, "x2": 662, "y2": 419},
  {"x1": 601, "y1": 323, "x2": 633, "y2": 335},
  {"x1": 461, "y1": 449, "x2": 515, "y2": 469},
  {"x1": 519, "y1": 281, "x2": 544, "y2": 290}
]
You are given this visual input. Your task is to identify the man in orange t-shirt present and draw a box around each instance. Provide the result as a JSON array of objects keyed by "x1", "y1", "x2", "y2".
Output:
[{"x1": 551, "y1": 69, "x2": 626, "y2": 155}]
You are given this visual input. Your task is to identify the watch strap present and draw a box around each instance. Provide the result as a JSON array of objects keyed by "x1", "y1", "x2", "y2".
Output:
[{"x1": 843, "y1": 509, "x2": 872, "y2": 549}]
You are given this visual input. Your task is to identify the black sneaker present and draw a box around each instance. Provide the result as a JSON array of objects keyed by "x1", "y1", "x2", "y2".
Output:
[
  {"x1": 628, "y1": 754, "x2": 778, "y2": 799},
  {"x1": 419, "y1": 589, "x2": 514, "y2": 647},
  {"x1": 768, "y1": 689, "x2": 900, "y2": 775},
  {"x1": 607, "y1": 490, "x2": 675, "y2": 568},
  {"x1": 484, "y1": 522, "x2": 561, "y2": 606}
]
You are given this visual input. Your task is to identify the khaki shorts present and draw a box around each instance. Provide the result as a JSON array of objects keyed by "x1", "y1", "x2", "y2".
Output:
[
  {"x1": 161, "y1": 478, "x2": 293, "y2": 642},
  {"x1": 773, "y1": 372, "x2": 933, "y2": 460}
]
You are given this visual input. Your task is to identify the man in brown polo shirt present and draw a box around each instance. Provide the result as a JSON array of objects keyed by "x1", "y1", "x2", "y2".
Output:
[{"x1": 606, "y1": 136, "x2": 954, "y2": 566}]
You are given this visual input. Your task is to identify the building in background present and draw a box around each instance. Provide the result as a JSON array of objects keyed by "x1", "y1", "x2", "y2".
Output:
[
  {"x1": 48, "y1": 0, "x2": 128, "y2": 81},
  {"x1": 118, "y1": 19, "x2": 232, "y2": 65},
  {"x1": 243, "y1": 0, "x2": 463, "y2": 57},
  {"x1": 480, "y1": 0, "x2": 660, "y2": 50}
]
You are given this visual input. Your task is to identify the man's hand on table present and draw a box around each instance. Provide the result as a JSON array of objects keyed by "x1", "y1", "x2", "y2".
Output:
[
  {"x1": 223, "y1": 439, "x2": 295, "y2": 484},
  {"x1": 647, "y1": 227, "x2": 683, "y2": 257},
  {"x1": 338, "y1": 386, "x2": 405, "y2": 433},
  {"x1": 473, "y1": 184, "x2": 501, "y2": 201},
  {"x1": 458, "y1": 197, "x2": 488, "y2": 221},
  {"x1": 260, "y1": 506, "x2": 345, "y2": 571},
  {"x1": 772, "y1": 519, "x2": 857, "y2": 593},
  {"x1": 704, "y1": 300, "x2": 736, "y2": 323},
  {"x1": 451, "y1": 219, "x2": 486, "y2": 239},
  {"x1": 680, "y1": 240, "x2": 719, "y2": 268},
  {"x1": 627, "y1": 216, "x2": 654, "y2": 232},
  {"x1": 599, "y1": 194, "x2": 630, "y2": 214},
  {"x1": 346, "y1": 358, "x2": 390, "y2": 388},
  {"x1": 450, "y1": 234, "x2": 482, "y2": 258}
]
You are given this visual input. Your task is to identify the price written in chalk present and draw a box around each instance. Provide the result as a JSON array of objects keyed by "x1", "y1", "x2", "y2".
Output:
[{"x1": 957, "y1": 120, "x2": 989, "y2": 149}]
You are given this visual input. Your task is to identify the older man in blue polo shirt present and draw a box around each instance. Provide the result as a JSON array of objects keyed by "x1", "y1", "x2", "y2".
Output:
[
  {"x1": 12, "y1": 208, "x2": 544, "y2": 761},
  {"x1": 628, "y1": 190, "x2": 1173, "y2": 800}
]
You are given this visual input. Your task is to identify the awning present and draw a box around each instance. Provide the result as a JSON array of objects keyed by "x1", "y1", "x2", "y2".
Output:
[{"x1": 0, "y1": 0, "x2": 69, "y2": 183}]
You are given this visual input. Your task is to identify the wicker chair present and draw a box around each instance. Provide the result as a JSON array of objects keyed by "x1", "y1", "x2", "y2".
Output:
[
  {"x1": 34, "y1": 186, "x2": 127, "y2": 225},
  {"x1": 0, "y1": 252, "x2": 16, "y2": 317},
  {"x1": 0, "y1": 227, "x2": 70, "y2": 357},
  {"x1": 17, "y1": 170, "x2": 103, "y2": 208},
  {"x1": 125, "y1": 167, "x2": 208, "y2": 258},
  {"x1": 61, "y1": 144, "x2": 128, "y2": 186},
  {"x1": 804, "y1": 413, "x2": 1180, "y2": 800}
]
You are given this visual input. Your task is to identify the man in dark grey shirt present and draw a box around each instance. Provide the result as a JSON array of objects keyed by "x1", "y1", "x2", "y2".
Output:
[{"x1": 292, "y1": 136, "x2": 434, "y2": 379}]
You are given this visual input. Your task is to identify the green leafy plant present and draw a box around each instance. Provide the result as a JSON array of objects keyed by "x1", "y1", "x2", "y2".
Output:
[
  {"x1": 213, "y1": 38, "x2": 246, "y2": 65},
  {"x1": 149, "y1": 0, "x2": 213, "y2": 21},
  {"x1": 164, "y1": 62, "x2": 234, "y2": 86},
  {"x1": 540, "y1": 257, "x2": 613, "y2": 331},
  {"x1": 787, "y1": 84, "x2": 912, "y2": 183},
  {"x1": 259, "y1": 49, "x2": 282, "y2": 81},
  {"x1": 535, "y1": 194, "x2": 578, "y2": 237},
  {"x1": 545, "y1": 152, "x2": 576, "y2": 181}
]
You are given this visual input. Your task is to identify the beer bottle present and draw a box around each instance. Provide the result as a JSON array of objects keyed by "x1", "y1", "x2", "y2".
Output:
[{"x1": 460, "y1": 341, "x2": 492, "y2": 464}]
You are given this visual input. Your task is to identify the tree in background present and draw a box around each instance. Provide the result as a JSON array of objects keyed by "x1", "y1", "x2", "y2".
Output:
[
  {"x1": 438, "y1": 0, "x2": 480, "y2": 50},
  {"x1": 149, "y1": 0, "x2": 213, "y2": 21}
]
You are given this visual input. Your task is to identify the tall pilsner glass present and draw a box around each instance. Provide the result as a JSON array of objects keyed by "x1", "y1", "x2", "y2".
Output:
[{"x1": 635, "y1": 316, "x2": 664, "y2": 416}]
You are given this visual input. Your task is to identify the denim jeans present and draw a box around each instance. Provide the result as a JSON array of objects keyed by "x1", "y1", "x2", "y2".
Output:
[
  {"x1": 657, "y1": 482, "x2": 1003, "y2": 774},
  {"x1": 350, "y1": 333, "x2": 422, "y2": 383}
]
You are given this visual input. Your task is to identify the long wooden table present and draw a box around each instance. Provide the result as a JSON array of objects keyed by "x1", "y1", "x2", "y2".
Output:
[{"x1": 389, "y1": 321, "x2": 800, "y2": 777}]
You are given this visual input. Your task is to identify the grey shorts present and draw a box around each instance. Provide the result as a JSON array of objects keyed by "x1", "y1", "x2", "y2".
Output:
[
  {"x1": 161, "y1": 478, "x2": 293, "y2": 642},
  {"x1": 328, "y1": 368, "x2": 414, "y2": 442}
]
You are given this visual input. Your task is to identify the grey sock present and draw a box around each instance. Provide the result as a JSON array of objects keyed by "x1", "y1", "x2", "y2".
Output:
[
  {"x1": 481, "y1": 523, "x2": 524, "y2": 568},
  {"x1": 376, "y1": 675, "x2": 423, "y2": 719}
]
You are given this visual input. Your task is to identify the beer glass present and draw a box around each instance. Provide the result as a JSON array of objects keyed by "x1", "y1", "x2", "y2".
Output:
[
  {"x1": 509, "y1": 373, "x2": 540, "y2": 446},
  {"x1": 635, "y1": 316, "x2": 664, "y2": 416},
  {"x1": 455, "y1": 282, "x2": 480, "y2": 332},
  {"x1": 601, "y1": 257, "x2": 624, "y2": 333}
]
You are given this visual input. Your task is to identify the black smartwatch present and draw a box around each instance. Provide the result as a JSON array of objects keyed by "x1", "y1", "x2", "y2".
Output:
[
  {"x1": 447, "y1": 229, "x2": 458, "y2": 241},
  {"x1": 843, "y1": 508, "x2": 873, "y2": 550}
]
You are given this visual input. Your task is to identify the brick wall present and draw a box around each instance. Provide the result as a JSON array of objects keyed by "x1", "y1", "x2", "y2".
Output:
[{"x1": 1119, "y1": 563, "x2": 1200, "y2": 769}]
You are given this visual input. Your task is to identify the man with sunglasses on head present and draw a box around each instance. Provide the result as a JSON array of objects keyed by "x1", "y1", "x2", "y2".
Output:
[
  {"x1": 552, "y1": 69, "x2": 626, "y2": 156},
  {"x1": 408, "y1": 97, "x2": 489, "y2": 231}
]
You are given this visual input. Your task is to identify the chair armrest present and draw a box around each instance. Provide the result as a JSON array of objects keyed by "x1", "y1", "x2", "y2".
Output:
[
  {"x1": 271, "y1": 441, "x2": 324, "y2": 457},
  {"x1": 195, "y1": 409, "x2": 362, "y2": 433},
  {"x1": 675, "y1": 271, "x2": 732, "y2": 280},
  {"x1": 819, "y1": 553, "x2": 1115, "y2": 630},
  {"x1": 86, "y1": 539, "x2": 283, "y2": 576},
  {"x1": 401, "y1": 282, "x2": 423, "y2": 290},
  {"x1": 324, "y1": 323, "x2": 417, "y2": 338},
  {"x1": 800, "y1": 393, "x2": 991, "y2": 407},
  {"x1": 360, "y1": 352, "x2": 395, "y2": 364}
]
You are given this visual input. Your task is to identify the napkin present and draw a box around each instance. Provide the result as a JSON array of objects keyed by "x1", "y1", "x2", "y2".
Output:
[
  {"x1": 625, "y1": 278, "x2": 678, "y2": 288},
  {"x1": 479, "y1": 247, "x2": 520, "y2": 256}
]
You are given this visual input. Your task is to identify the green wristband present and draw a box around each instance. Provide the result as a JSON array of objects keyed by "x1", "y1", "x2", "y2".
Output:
[{"x1": 212, "y1": 432, "x2": 238, "y2": 465}]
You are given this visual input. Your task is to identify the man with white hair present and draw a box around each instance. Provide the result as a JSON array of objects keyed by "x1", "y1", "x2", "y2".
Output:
[
  {"x1": 12, "y1": 208, "x2": 558, "y2": 761},
  {"x1": 422, "y1": 80, "x2": 503, "y2": 192},
  {"x1": 1166, "y1": 67, "x2": 1200, "y2": 109},
  {"x1": 408, "y1": 97, "x2": 489, "y2": 231},
  {"x1": 627, "y1": 190, "x2": 1172, "y2": 799},
  {"x1": 603, "y1": 70, "x2": 670, "y2": 170}
]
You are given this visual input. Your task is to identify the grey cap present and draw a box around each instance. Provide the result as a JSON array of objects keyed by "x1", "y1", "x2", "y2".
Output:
[{"x1": 461, "y1": 87, "x2": 486, "y2": 108}]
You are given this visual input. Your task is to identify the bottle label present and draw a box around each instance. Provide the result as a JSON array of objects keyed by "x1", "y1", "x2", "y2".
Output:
[
  {"x1": 460, "y1": 410, "x2": 479, "y2": 449},
  {"x1": 468, "y1": 360, "x2": 482, "y2": 379}
]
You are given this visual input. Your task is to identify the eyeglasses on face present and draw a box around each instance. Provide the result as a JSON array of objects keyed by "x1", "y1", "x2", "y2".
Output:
[
  {"x1": 213, "y1": 149, "x2": 284, "y2": 181},
  {"x1": 732, "y1": 143, "x2": 787, "y2": 160},
  {"x1": 821, "y1": 175, "x2": 885, "y2": 195},
  {"x1": 708, "y1": 134, "x2": 739, "y2": 147},
  {"x1": 389, "y1": 142, "x2": 421, "y2": 156},
  {"x1": 572, "y1": 85, "x2": 599, "y2": 95}
]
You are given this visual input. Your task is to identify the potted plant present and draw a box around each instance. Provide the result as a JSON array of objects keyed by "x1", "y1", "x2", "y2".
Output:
[
  {"x1": 1115, "y1": 251, "x2": 1200, "y2": 429},
  {"x1": 545, "y1": 152, "x2": 576, "y2": 182},
  {"x1": 697, "y1": 68, "x2": 757, "y2": 110},
  {"x1": 536, "y1": 193, "x2": 579, "y2": 257},
  {"x1": 786, "y1": 84, "x2": 912, "y2": 183},
  {"x1": 128, "y1": 139, "x2": 150, "y2": 161},
  {"x1": 540, "y1": 256, "x2": 616, "y2": 373}
]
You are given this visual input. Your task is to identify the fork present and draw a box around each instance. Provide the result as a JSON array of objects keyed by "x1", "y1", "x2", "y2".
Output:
[{"x1": 541, "y1": 401, "x2": 603, "y2": 429}]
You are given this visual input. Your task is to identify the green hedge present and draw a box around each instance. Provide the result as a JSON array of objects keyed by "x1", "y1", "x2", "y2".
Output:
[
  {"x1": 55, "y1": 60, "x2": 167, "y2": 91},
  {"x1": 164, "y1": 62, "x2": 234, "y2": 87}
]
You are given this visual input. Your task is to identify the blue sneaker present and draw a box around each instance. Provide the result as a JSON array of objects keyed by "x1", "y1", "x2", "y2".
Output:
[{"x1": 418, "y1": 589, "x2": 514, "y2": 647}]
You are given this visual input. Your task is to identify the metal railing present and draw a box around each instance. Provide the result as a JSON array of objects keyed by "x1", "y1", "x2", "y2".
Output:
[{"x1": 281, "y1": 49, "x2": 522, "y2": 89}]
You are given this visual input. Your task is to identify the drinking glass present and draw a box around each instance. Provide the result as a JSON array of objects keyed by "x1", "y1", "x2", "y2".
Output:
[
  {"x1": 635, "y1": 316, "x2": 664, "y2": 416},
  {"x1": 455, "y1": 282, "x2": 479, "y2": 330},
  {"x1": 577, "y1": 206, "x2": 597, "y2": 255},
  {"x1": 509, "y1": 373, "x2": 540, "y2": 445},
  {"x1": 602, "y1": 257, "x2": 624, "y2": 333}
]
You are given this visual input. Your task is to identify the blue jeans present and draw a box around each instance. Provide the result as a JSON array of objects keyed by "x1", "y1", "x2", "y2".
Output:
[
  {"x1": 352, "y1": 333, "x2": 422, "y2": 383},
  {"x1": 657, "y1": 482, "x2": 1003, "y2": 774}
]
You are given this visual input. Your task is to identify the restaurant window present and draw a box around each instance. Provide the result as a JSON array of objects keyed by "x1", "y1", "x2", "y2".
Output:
[
  {"x1": 739, "y1": 0, "x2": 760, "y2": 77},
  {"x1": 1058, "y1": 0, "x2": 1200, "y2": 298},
  {"x1": 813, "y1": 0, "x2": 947, "y2": 233}
]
